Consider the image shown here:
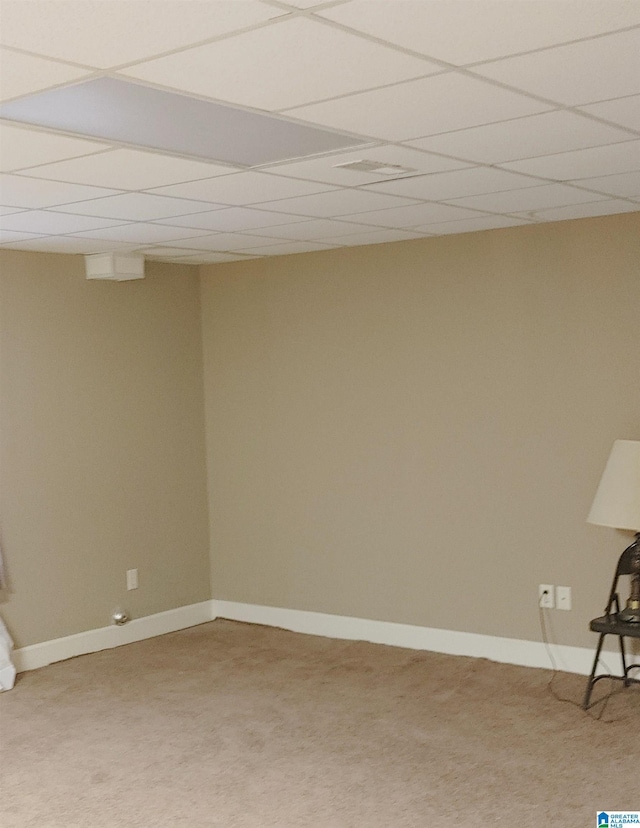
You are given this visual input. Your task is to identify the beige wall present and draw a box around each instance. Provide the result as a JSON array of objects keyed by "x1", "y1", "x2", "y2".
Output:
[
  {"x1": 200, "y1": 213, "x2": 640, "y2": 649},
  {"x1": 2, "y1": 214, "x2": 638, "y2": 653},
  {"x1": 0, "y1": 252, "x2": 211, "y2": 647}
]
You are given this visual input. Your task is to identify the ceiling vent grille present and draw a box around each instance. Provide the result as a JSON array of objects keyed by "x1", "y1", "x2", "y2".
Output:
[{"x1": 333, "y1": 160, "x2": 418, "y2": 177}]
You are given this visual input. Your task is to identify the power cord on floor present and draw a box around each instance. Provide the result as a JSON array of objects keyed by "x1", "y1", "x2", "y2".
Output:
[{"x1": 537, "y1": 595, "x2": 617, "y2": 722}]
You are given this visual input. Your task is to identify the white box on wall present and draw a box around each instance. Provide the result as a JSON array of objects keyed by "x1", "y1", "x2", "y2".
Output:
[{"x1": 85, "y1": 253, "x2": 145, "y2": 281}]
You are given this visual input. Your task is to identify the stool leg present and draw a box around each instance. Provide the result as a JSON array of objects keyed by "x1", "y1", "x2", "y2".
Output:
[
  {"x1": 619, "y1": 635, "x2": 629, "y2": 687},
  {"x1": 583, "y1": 634, "x2": 606, "y2": 710}
]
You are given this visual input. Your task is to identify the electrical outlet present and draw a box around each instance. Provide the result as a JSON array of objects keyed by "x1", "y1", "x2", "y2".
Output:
[
  {"x1": 539, "y1": 584, "x2": 554, "y2": 609},
  {"x1": 126, "y1": 568, "x2": 138, "y2": 590},
  {"x1": 556, "y1": 586, "x2": 571, "y2": 610}
]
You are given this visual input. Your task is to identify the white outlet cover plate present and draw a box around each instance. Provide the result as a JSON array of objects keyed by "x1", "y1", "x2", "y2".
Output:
[{"x1": 539, "y1": 584, "x2": 555, "y2": 609}]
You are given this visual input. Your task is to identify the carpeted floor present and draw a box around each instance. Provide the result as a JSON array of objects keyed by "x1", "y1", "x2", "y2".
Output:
[{"x1": 1, "y1": 619, "x2": 638, "y2": 827}]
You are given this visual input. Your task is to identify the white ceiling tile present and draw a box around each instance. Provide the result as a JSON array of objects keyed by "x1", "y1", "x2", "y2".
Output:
[
  {"x1": 0, "y1": 229, "x2": 45, "y2": 243},
  {"x1": 515, "y1": 200, "x2": 640, "y2": 223},
  {"x1": 576, "y1": 171, "x2": 640, "y2": 199},
  {"x1": 0, "y1": 48, "x2": 91, "y2": 102},
  {"x1": 447, "y1": 184, "x2": 604, "y2": 213},
  {"x1": 289, "y1": 74, "x2": 550, "y2": 141},
  {"x1": 0, "y1": 210, "x2": 126, "y2": 235},
  {"x1": 367, "y1": 167, "x2": 542, "y2": 201},
  {"x1": 0, "y1": 1, "x2": 282, "y2": 68},
  {"x1": 50, "y1": 193, "x2": 226, "y2": 221},
  {"x1": 73, "y1": 223, "x2": 212, "y2": 245},
  {"x1": 500, "y1": 140, "x2": 640, "y2": 181},
  {"x1": 22, "y1": 149, "x2": 236, "y2": 191},
  {"x1": 579, "y1": 95, "x2": 640, "y2": 134},
  {"x1": 153, "y1": 207, "x2": 309, "y2": 233},
  {"x1": 0, "y1": 206, "x2": 26, "y2": 216},
  {"x1": 168, "y1": 233, "x2": 282, "y2": 252},
  {"x1": 152, "y1": 171, "x2": 334, "y2": 205},
  {"x1": 246, "y1": 218, "x2": 398, "y2": 240},
  {"x1": 254, "y1": 189, "x2": 419, "y2": 217},
  {"x1": 236, "y1": 240, "x2": 339, "y2": 256},
  {"x1": 259, "y1": 144, "x2": 469, "y2": 185},
  {"x1": 473, "y1": 29, "x2": 640, "y2": 106},
  {"x1": 168, "y1": 252, "x2": 262, "y2": 264},
  {"x1": 0, "y1": 123, "x2": 111, "y2": 171},
  {"x1": 0, "y1": 235, "x2": 136, "y2": 253},
  {"x1": 276, "y1": 0, "x2": 333, "y2": 8},
  {"x1": 319, "y1": 1, "x2": 640, "y2": 65},
  {"x1": 0, "y1": 173, "x2": 121, "y2": 208},
  {"x1": 316, "y1": 228, "x2": 428, "y2": 246},
  {"x1": 414, "y1": 216, "x2": 530, "y2": 236},
  {"x1": 134, "y1": 246, "x2": 210, "y2": 258},
  {"x1": 343, "y1": 202, "x2": 483, "y2": 228},
  {"x1": 123, "y1": 17, "x2": 439, "y2": 112},
  {"x1": 408, "y1": 111, "x2": 637, "y2": 165}
]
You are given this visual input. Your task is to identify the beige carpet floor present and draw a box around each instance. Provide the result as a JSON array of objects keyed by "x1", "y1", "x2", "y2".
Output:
[{"x1": 1, "y1": 619, "x2": 638, "y2": 827}]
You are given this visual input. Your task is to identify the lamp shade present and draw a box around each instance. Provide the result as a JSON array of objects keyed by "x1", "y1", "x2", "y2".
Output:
[{"x1": 587, "y1": 440, "x2": 640, "y2": 531}]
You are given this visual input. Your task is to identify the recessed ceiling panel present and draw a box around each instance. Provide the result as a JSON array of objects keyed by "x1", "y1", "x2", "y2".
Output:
[
  {"x1": 0, "y1": 210, "x2": 126, "y2": 235},
  {"x1": 153, "y1": 207, "x2": 309, "y2": 234},
  {"x1": 409, "y1": 111, "x2": 637, "y2": 165},
  {"x1": 0, "y1": 0, "x2": 283, "y2": 68},
  {"x1": 122, "y1": 17, "x2": 440, "y2": 112},
  {"x1": 319, "y1": 228, "x2": 427, "y2": 247},
  {"x1": 0, "y1": 173, "x2": 121, "y2": 208},
  {"x1": 448, "y1": 183, "x2": 604, "y2": 213},
  {"x1": 0, "y1": 229, "x2": 45, "y2": 243},
  {"x1": 254, "y1": 189, "x2": 419, "y2": 218},
  {"x1": 163, "y1": 251, "x2": 260, "y2": 264},
  {"x1": 318, "y1": 1, "x2": 640, "y2": 65},
  {"x1": 1, "y1": 236, "x2": 136, "y2": 254},
  {"x1": 50, "y1": 193, "x2": 226, "y2": 222},
  {"x1": 515, "y1": 199, "x2": 639, "y2": 223},
  {"x1": 0, "y1": 123, "x2": 110, "y2": 171},
  {"x1": 0, "y1": 77, "x2": 367, "y2": 167},
  {"x1": 167, "y1": 233, "x2": 283, "y2": 252},
  {"x1": 579, "y1": 95, "x2": 640, "y2": 134},
  {"x1": 245, "y1": 218, "x2": 392, "y2": 241},
  {"x1": 577, "y1": 171, "x2": 640, "y2": 199},
  {"x1": 21, "y1": 148, "x2": 235, "y2": 191},
  {"x1": 74, "y1": 223, "x2": 213, "y2": 245},
  {"x1": 343, "y1": 202, "x2": 483, "y2": 229},
  {"x1": 366, "y1": 167, "x2": 543, "y2": 201},
  {"x1": 499, "y1": 140, "x2": 640, "y2": 181},
  {"x1": 152, "y1": 171, "x2": 335, "y2": 205},
  {"x1": 0, "y1": 48, "x2": 91, "y2": 102},
  {"x1": 237, "y1": 240, "x2": 339, "y2": 257},
  {"x1": 474, "y1": 29, "x2": 640, "y2": 106},
  {"x1": 414, "y1": 216, "x2": 530, "y2": 236},
  {"x1": 289, "y1": 74, "x2": 550, "y2": 142}
]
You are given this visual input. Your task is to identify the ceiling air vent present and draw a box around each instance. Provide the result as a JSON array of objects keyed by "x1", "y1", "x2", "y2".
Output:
[{"x1": 333, "y1": 160, "x2": 418, "y2": 177}]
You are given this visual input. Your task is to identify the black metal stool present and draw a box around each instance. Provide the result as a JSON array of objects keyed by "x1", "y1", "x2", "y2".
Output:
[{"x1": 583, "y1": 544, "x2": 640, "y2": 709}]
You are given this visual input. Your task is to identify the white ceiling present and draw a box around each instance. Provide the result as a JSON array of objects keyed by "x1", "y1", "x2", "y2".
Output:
[{"x1": 0, "y1": 0, "x2": 639, "y2": 263}]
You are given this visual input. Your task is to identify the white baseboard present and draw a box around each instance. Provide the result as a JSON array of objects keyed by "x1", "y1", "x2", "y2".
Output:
[
  {"x1": 13, "y1": 600, "x2": 214, "y2": 673},
  {"x1": 13, "y1": 598, "x2": 608, "y2": 678},
  {"x1": 213, "y1": 600, "x2": 600, "y2": 676}
]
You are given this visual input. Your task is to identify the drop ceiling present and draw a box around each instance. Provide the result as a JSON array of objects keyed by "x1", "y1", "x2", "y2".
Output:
[{"x1": 0, "y1": 0, "x2": 639, "y2": 264}]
